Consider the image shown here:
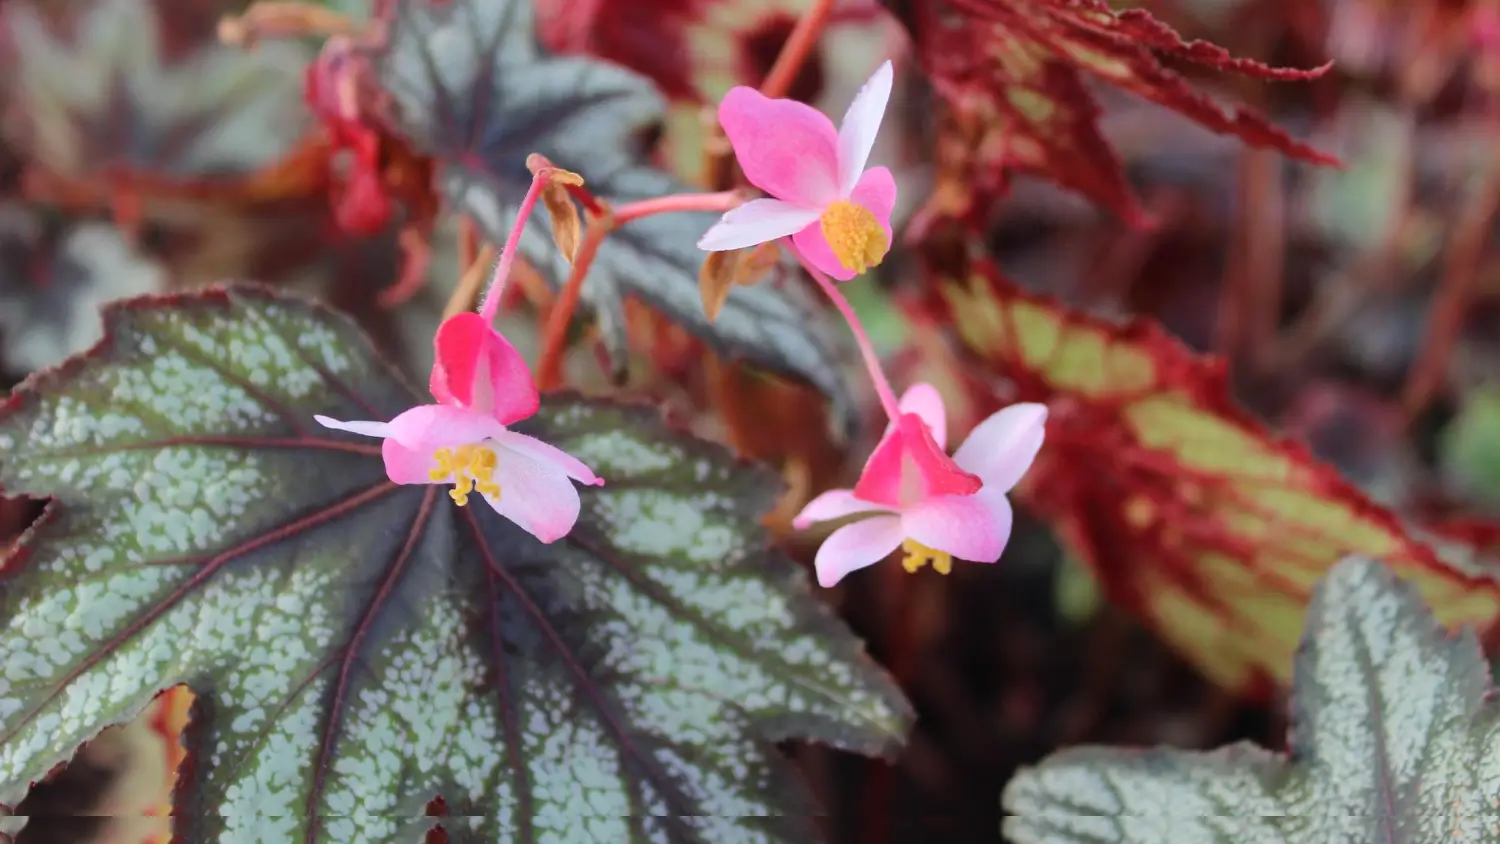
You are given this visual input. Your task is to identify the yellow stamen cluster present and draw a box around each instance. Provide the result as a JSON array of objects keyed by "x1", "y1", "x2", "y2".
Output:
[
  {"x1": 819, "y1": 200, "x2": 888, "y2": 275},
  {"x1": 429, "y1": 444, "x2": 500, "y2": 506},
  {"x1": 900, "y1": 538, "x2": 953, "y2": 575}
]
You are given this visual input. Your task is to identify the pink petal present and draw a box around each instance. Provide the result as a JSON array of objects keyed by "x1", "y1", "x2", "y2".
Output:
[
  {"x1": 430, "y1": 313, "x2": 539, "y2": 426},
  {"x1": 952, "y1": 403, "x2": 1048, "y2": 493},
  {"x1": 813, "y1": 515, "x2": 905, "y2": 588},
  {"x1": 790, "y1": 221, "x2": 857, "y2": 281},
  {"x1": 882, "y1": 382, "x2": 947, "y2": 451},
  {"x1": 791, "y1": 488, "x2": 887, "y2": 530},
  {"x1": 384, "y1": 404, "x2": 507, "y2": 453},
  {"x1": 314, "y1": 415, "x2": 392, "y2": 439},
  {"x1": 697, "y1": 199, "x2": 821, "y2": 252},
  {"x1": 849, "y1": 166, "x2": 897, "y2": 243},
  {"x1": 381, "y1": 438, "x2": 437, "y2": 484},
  {"x1": 492, "y1": 428, "x2": 603, "y2": 486},
  {"x1": 901, "y1": 488, "x2": 1013, "y2": 563},
  {"x1": 484, "y1": 445, "x2": 584, "y2": 543},
  {"x1": 837, "y1": 60, "x2": 894, "y2": 195},
  {"x1": 853, "y1": 414, "x2": 981, "y2": 508},
  {"x1": 719, "y1": 86, "x2": 840, "y2": 207}
]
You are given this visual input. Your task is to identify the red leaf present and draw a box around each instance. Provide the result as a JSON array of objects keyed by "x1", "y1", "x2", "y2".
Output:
[
  {"x1": 921, "y1": 258, "x2": 1500, "y2": 697},
  {"x1": 903, "y1": 0, "x2": 1338, "y2": 228}
]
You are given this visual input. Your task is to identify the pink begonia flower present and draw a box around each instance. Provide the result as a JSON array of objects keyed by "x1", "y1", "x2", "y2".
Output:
[
  {"x1": 314, "y1": 312, "x2": 603, "y2": 543},
  {"x1": 697, "y1": 60, "x2": 896, "y2": 281},
  {"x1": 793, "y1": 383, "x2": 1047, "y2": 587}
]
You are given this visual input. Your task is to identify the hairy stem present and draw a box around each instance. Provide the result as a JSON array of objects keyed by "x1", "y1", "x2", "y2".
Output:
[
  {"x1": 614, "y1": 191, "x2": 743, "y2": 224},
  {"x1": 785, "y1": 240, "x2": 902, "y2": 422},
  {"x1": 478, "y1": 171, "x2": 551, "y2": 325}
]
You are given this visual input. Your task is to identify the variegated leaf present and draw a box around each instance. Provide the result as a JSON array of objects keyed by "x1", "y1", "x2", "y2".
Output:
[
  {"x1": 0, "y1": 285, "x2": 909, "y2": 842},
  {"x1": 1002, "y1": 556, "x2": 1500, "y2": 843},
  {"x1": 363, "y1": 0, "x2": 859, "y2": 438}
]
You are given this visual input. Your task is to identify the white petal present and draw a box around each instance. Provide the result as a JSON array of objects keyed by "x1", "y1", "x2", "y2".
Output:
[
  {"x1": 313, "y1": 415, "x2": 392, "y2": 439},
  {"x1": 696, "y1": 199, "x2": 821, "y2": 252},
  {"x1": 836, "y1": 60, "x2": 894, "y2": 195},
  {"x1": 952, "y1": 403, "x2": 1047, "y2": 493}
]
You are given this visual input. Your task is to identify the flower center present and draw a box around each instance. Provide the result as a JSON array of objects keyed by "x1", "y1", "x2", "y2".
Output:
[
  {"x1": 430, "y1": 443, "x2": 501, "y2": 506},
  {"x1": 900, "y1": 538, "x2": 953, "y2": 575},
  {"x1": 818, "y1": 200, "x2": 888, "y2": 275}
]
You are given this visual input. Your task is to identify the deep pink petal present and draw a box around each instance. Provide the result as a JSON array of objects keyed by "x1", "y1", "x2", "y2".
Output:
[
  {"x1": 719, "y1": 86, "x2": 840, "y2": 207},
  {"x1": 901, "y1": 488, "x2": 1013, "y2": 563},
  {"x1": 813, "y1": 515, "x2": 905, "y2": 588},
  {"x1": 880, "y1": 382, "x2": 947, "y2": 451},
  {"x1": 853, "y1": 414, "x2": 981, "y2": 508},
  {"x1": 313, "y1": 415, "x2": 392, "y2": 439},
  {"x1": 849, "y1": 166, "x2": 897, "y2": 246},
  {"x1": 952, "y1": 403, "x2": 1048, "y2": 493},
  {"x1": 381, "y1": 438, "x2": 437, "y2": 485},
  {"x1": 492, "y1": 428, "x2": 603, "y2": 486},
  {"x1": 384, "y1": 404, "x2": 507, "y2": 453},
  {"x1": 837, "y1": 61, "x2": 894, "y2": 194},
  {"x1": 697, "y1": 199, "x2": 821, "y2": 252},
  {"x1": 484, "y1": 445, "x2": 583, "y2": 543},
  {"x1": 791, "y1": 221, "x2": 857, "y2": 281},
  {"x1": 430, "y1": 313, "x2": 539, "y2": 425},
  {"x1": 791, "y1": 488, "x2": 888, "y2": 530}
]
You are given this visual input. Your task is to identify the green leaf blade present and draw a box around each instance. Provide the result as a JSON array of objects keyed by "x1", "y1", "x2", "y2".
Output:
[
  {"x1": 1002, "y1": 556, "x2": 1500, "y2": 843},
  {"x1": 0, "y1": 286, "x2": 909, "y2": 842}
]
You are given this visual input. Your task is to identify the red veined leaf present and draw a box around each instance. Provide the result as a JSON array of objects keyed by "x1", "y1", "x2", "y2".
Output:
[
  {"x1": 923, "y1": 258, "x2": 1500, "y2": 697},
  {"x1": 894, "y1": 0, "x2": 1338, "y2": 228},
  {"x1": 0, "y1": 284, "x2": 909, "y2": 841}
]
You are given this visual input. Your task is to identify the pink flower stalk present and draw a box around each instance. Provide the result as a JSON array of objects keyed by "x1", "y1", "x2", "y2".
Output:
[
  {"x1": 314, "y1": 312, "x2": 604, "y2": 543},
  {"x1": 697, "y1": 60, "x2": 897, "y2": 281},
  {"x1": 793, "y1": 383, "x2": 1047, "y2": 587}
]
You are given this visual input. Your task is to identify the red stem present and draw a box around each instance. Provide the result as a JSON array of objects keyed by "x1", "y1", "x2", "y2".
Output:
[
  {"x1": 478, "y1": 171, "x2": 550, "y2": 325},
  {"x1": 785, "y1": 240, "x2": 902, "y2": 422}
]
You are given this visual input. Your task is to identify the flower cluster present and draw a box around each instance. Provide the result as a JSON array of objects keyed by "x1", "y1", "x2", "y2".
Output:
[
  {"x1": 700, "y1": 60, "x2": 1047, "y2": 587},
  {"x1": 313, "y1": 59, "x2": 1043, "y2": 586}
]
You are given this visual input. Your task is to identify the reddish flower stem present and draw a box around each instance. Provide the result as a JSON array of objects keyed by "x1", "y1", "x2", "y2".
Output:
[
  {"x1": 760, "y1": 0, "x2": 836, "y2": 99},
  {"x1": 613, "y1": 191, "x2": 742, "y2": 224},
  {"x1": 785, "y1": 240, "x2": 902, "y2": 423},
  {"x1": 478, "y1": 170, "x2": 550, "y2": 325},
  {"x1": 532, "y1": 191, "x2": 746, "y2": 389}
]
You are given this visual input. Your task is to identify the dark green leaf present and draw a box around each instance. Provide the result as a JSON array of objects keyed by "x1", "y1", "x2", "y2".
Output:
[
  {"x1": 1002, "y1": 555, "x2": 1500, "y2": 843},
  {"x1": 363, "y1": 0, "x2": 858, "y2": 438},
  {"x1": 0, "y1": 285, "x2": 909, "y2": 842}
]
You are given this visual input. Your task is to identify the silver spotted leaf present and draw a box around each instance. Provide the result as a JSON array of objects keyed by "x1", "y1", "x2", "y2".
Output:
[
  {"x1": 0, "y1": 285, "x2": 910, "y2": 842},
  {"x1": 0, "y1": 0, "x2": 310, "y2": 182},
  {"x1": 362, "y1": 0, "x2": 858, "y2": 439},
  {"x1": 1002, "y1": 555, "x2": 1500, "y2": 843}
]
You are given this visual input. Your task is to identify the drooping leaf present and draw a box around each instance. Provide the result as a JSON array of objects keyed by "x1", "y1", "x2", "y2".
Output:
[
  {"x1": 0, "y1": 207, "x2": 166, "y2": 375},
  {"x1": 0, "y1": 0, "x2": 312, "y2": 187},
  {"x1": 889, "y1": 0, "x2": 1337, "y2": 227},
  {"x1": 925, "y1": 260, "x2": 1500, "y2": 695},
  {"x1": 361, "y1": 0, "x2": 860, "y2": 437},
  {"x1": 1003, "y1": 555, "x2": 1500, "y2": 842},
  {"x1": 0, "y1": 285, "x2": 909, "y2": 841}
]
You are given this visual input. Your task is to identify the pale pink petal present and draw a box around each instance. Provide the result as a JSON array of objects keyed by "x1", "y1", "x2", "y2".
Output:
[
  {"x1": 384, "y1": 404, "x2": 507, "y2": 453},
  {"x1": 882, "y1": 382, "x2": 947, "y2": 450},
  {"x1": 791, "y1": 488, "x2": 888, "y2": 530},
  {"x1": 314, "y1": 415, "x2": 392, "y2": 439},
  {"x1": 790, "y1": 222, "x2": 857, "y2": 281},
  {"x1": 430, "y1": 313, "x2": 538, "y2": 425},
  {"x1": 381, "y1": 438, "x2": 437, "y2": 484},
  {"x1": 697, "y1": 199, "x2": 821, "y2": 252},
  {"x1": 901, "y1": 487, "x2": 1013, "y2": 563},
  {"x1": 849, "y1": 166, "x2": 897, "y2": 246},
  {"x1": 837, "y1": 60, "x2": 894, "y2": 195},
  {"x1": 952, "y1": 403, "x2": 1048, "y2": 493},
  {"x1": 719, "y1": 86, "x2": 840, "y2": 207},
  {"x1": 492, "y1": 428, "x2": 603, "y2": 486},
  {"x1": 813, "y1": 515, "x2": 905, "y2": 588},
  {"x1": 484, "y1": 444, "x2": 584, "y2": 543}
]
